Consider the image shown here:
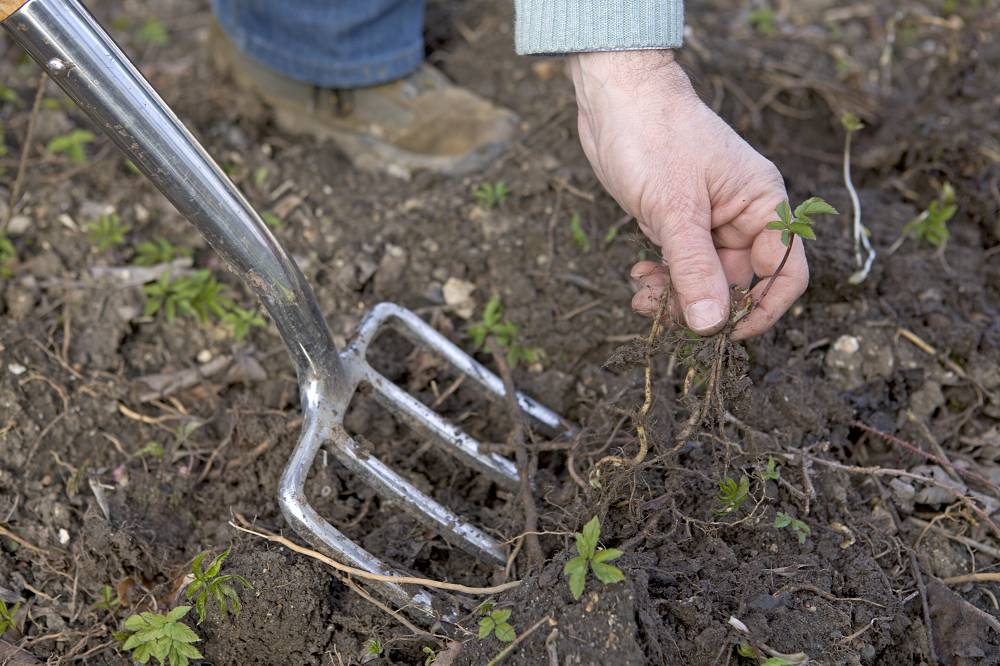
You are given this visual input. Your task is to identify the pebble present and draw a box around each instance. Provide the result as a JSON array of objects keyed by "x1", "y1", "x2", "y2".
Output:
[
  {"x1": 196, "y1": 349, "x2": 213, "y2": 364},
  {"x1": 4, "y1": 281, "x2": 37, "y2": 321},
  {"x1": 8, "y1": 363, "x2": 26, "y2": 375},
  {"x1": 7, "y1": 215, "x2": 30, "y2": 235},
  {"x1": 442, "y1": 277, "x2": 476, "y2": 319},
  {"x1": 58, "y1": 528, "x2": 70, "y2": 545}
]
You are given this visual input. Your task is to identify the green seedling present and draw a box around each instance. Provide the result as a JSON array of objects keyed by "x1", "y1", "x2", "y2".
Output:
[
  {"x1": 888, "y1": 182, "x2": 956, "y2": 254},
  {"x1": 364, "y1": 638, "x2": 383, "y2": 657},
  {"x1": 260, "y1": 211, "x2": 283, "y2": 230},
  {"x1": 133, "y1": 238, "x2": 191, "y2": 267},
  {"x1": 85, "y1": 212, "x2": 131, "y2": 251},
  {"x1": 0, "y1": 233, "x2": 17, "y2": 278},
  {"x1": 253, "y1": 166, "x2": 269, "y2": 188},
  {"x1": 135, "y1": 441, "x2": 164, "y2": 461},
  {"x1": 478, "y1": 607, "x2": 516, "y2": 642},
  {"x1": 749, "y1": 6, "x2": 776, "y2": 35},
  {"x1": 143, "y1": 270, "x2": 233, "y2": 324},
  {"x1": 468, "y1": 294, "x2": 542, "y2": 369},
  {"x1": 422, "y1": 646, "x2": 437, "y2": 665},
  {"x1": 137, "y1": 18, "x2": 169, "y2": 46},
  {"x1": 47, "y1": 129, "x2": 95, "y2": 164},
  {"x1": 716, "y1": 474, "x2": 750, "y2": 515},
  {"x1": 774, "y1": 512, "x2": 811, "y2": 544},
  {"x1": 473, "y1": 181, "x2": 509, "y2": 209},
  {"x1": 119, "y1": 606, "x2": 202, "y2": 666},
  {"x1": 0, "y1": 84, "x2": 20, "y2": 105},
  {"x1": 93, "y1": 585, "x2": 121, "y2": 611},
  {"x1": 757, "y1": 457, "x2": 780, "y2": 482},
  {"x1": 0, "y1": 599, "x2": 20, "y2": 635},
  {"x1": 738, "y1": 643, "x2": 804, "y2": 665},
  {"x1": 758, "y1": 198, "x2": 837, "y2": 305},
  {"x1": 221, "y1": 307, "x2": 266, "y2": 341},
  {"x1": 186, "y1": 546, "x2": 251, "y2": 624},
  {"x1": 564, "y1": 516, "x2": 625, "y2": 600},
  {"x1": 569, "y1": 212, "x2": 591, "y2": 251}
]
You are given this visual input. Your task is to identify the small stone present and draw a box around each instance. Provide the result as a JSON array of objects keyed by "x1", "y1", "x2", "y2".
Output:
[
  {"x1": 3, "y1": 282, "x2": 36, "y2": 320},
  {"x1": 374, "y1": 245, "x2": 407, "y2": 297},
  {"x1": 196, "y1": 349, "x2": 213, "y2": 364},
  {"x1": 442, "y1": 277, "x2": 476, "y2": 319},
  {"x1": 8, "y1": 363, "x2": 26, "y2": 375},
  {"x1": 58, "y1": 528, "x2": 70, "y2": 545},
  {"x1": 7, "y1": 215, "x2": 31, "y2": 235},
  {"x1": 825, "y1": 334, "x2": 864, "y2": 389},
  {"x1": 910, "y1": 380, "x2": 945, "y2": 419}
]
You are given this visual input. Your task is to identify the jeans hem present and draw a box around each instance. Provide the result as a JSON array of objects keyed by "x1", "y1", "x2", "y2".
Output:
[{"x1": 216, "y1": 16, "x2": 425, "y2": 88}]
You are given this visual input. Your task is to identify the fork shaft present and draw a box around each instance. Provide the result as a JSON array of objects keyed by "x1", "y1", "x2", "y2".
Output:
[{"x1": 3, "y1": 0, "x2": 344, "y2": 385}]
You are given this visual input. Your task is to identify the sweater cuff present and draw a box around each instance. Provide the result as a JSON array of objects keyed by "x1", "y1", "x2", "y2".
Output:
[{"x1": 514, "y1": 1, "x2": 684, "y2": 55}]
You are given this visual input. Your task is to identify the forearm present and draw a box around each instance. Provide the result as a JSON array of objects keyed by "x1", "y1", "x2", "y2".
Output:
[{"x1": 514, "y1": 0, "x2": 684, "y2": 55}]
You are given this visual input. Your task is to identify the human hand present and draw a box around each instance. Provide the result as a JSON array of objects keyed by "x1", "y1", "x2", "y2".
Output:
[{"x1": 567, "y1": 50, "x2": 806, "y2": 339}]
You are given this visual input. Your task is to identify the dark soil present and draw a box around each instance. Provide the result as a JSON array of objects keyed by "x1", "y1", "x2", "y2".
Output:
[{"x1": 2, "y1": 1, "x2": 1000, "y2": 665}]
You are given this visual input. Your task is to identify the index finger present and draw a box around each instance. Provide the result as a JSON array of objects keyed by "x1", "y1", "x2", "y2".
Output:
[{"x1": 732, "y1": 226, "x2": 809, "y2": 340}]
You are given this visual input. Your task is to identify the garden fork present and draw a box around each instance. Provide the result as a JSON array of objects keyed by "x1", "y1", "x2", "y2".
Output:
[{"x1": 2, "y1": 0, "x2": 571, "y2": 621}]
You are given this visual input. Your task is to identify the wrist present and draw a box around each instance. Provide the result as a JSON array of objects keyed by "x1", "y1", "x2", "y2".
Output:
[{"x1": 568, "y1": 50, "x2": 695, "y2": 115}]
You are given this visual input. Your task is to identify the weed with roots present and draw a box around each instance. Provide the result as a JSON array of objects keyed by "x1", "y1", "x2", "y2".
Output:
[{"x1": 564, "y1": 516, "x2": 625, "y2": 600}]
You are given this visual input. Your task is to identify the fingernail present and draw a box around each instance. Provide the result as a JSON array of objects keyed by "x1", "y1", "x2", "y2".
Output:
[{"x1": 685, "y1": 299, "x2": 725, "y2": 332}]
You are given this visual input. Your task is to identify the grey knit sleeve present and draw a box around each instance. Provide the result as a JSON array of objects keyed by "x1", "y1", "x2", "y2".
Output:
[{"x1": 514, "y1": 1, "x2": 684, "y2": 55}]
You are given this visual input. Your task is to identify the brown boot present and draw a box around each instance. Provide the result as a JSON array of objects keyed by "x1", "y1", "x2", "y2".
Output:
[{"x1": 210, "y1": 25, "x2": 518, "y2": 178}]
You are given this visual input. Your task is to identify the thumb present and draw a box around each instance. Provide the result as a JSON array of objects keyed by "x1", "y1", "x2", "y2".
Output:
[{"x1": 657, "y1": 216, "x2": 730, "y2": 335}]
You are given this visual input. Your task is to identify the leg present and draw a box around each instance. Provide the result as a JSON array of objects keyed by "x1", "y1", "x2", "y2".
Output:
[{"x1": 211, "y1": 0, "x2": 425, "y2": 88}]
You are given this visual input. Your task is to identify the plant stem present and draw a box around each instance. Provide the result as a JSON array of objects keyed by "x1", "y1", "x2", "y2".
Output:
[
  {"x1": 757, "y1": 235, "x2": 794, "y2": 306},
  {"x1": 3, "y1": 73, "x2": 47, "y2": 233}
]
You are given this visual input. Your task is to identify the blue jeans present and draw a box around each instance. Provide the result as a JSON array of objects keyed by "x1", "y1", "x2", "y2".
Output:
[{"x1": 212, "y1": 0, "x2": 425, "y2": 88}]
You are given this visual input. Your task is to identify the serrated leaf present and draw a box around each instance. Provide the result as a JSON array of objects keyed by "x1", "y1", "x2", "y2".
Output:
[
  {"x1": 191, "y1": 552, "x2": 206, "y2": 578},
  {"x1": 122, "y1": 632, "x2": 150, "y2": 651},
  {"x1": 580, "y1": 516, "x2": 601, "y2": 559},
  {"x1": 478, "y1": 617, "x2": 494, "y2": 639},
  {"x1": 166, "y1": 606, "x2": 191, "y2": 623},
  {"x1": 774, "y1": 512, "x2": 793, "y2": 528},
  {"x1": 794, "y1": 197, "x2": 838, "y2": 218},
  {"x1": 788, "y1": 222, "x2": 816, "y2": 240},
  {"x1": 133, "y1": 642, "x2": 152, "y2": 664},
  {"x1": 780, "y1": 229, "x2": 792, "y2": 246},
  {"x1": 765, "y1": 221, "x2": 786, "y2": 230},
  {"x1": 164, "y1": 622, "x2": 199, "y2": 644},
  {"x1": 150, "y1": 636, "x2": 171, "y2": 661},
  {"x1": 125, "y1": 614, "x2": 151, "y2": 631},
  {"x1": 592, "y1": 548, "x2": 623, "y2": 564},
  {"x1": 195, "y1": 594, "x2": 207, "y2": 624},
  {"x1": 775, "y1": 200, "x2": 791, "y2": 225},
  {"x1": 564, "y1": 555, "x2": 587, "y2": 577},
  {"x1": 186, "y1": 578, "x2": 203, "y2": 599},
  {"x1": 494, "y1": 622, "x2": 516, "y2": 642},
  {"x1": 172, "y1": 641, "x2": 203, "y2": 660},
  {"x1": 492, "y1": 609, "x2": 511, "y2": 624},
  {"x1": 568, "y1": 569, "x2": 586, "y2": 600},
  {"x1": 591, "y1": 561, "x2": 625, "y2": 585}
]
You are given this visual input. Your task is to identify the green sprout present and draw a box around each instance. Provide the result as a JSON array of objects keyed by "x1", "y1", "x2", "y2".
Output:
[
  {"x1": 478, "y1": 607, "x2": 516, "y2": 643},
  {"x1": 135, "y1": 441, "x2": 165, "y2": 461},
  {"x1": 93, "y1": 585, "x2": 122, "y2": 611},
  {"x1": 564, "y1": 516, "x2": 625, "y2": 600},
  {"x1": 749, "y1": 6, "x2": 776, "y2": 35},
  {"x1": 185, "y1": 546, "x2": 251, "y2": 624},
  {"x1": 757, "y1": 457, "x2": 780, "y2": 482},
  {"x1": 468, "y1": 294, "x2": 542, "y2": 369},
  {"x1": 364, "y1": 638, "x2": 383, "y2": 656},
  {"x1": 85, "y1": 212, "x2": 131, "y2": 251},
  {"x1": 253, "y1": 166, "x2": 269, "y2": 188},
  {"x1": 473, "y1": 181, "x2": 509, "y2": 209},
  {"x1": 888, "y1": 182, "x2": 957, "y2": 254},
  {"x1": 738, "y1": 643, "x2": 805, "y2": 666},
  {"x1": 774, "y1": 512, "x2": 811, "y2": 544},
  {"x1": 758, "y1": 198, "x2": 837, "y2": 305},
  {"x1": 569, "y1": 212, "x2": 591, "y2": 251},
  {"x1": 0, "y1": 233, "x2": 17, "y2": 278},
  {"x1": 0, "y1": 599, "x2": 21, "y2": 635},
  {"x1": 47, "y1": 129, "x2": 95, "y2": 164},
  {"x1": 715, "y1": 474, "x2": 750, "y2": 515},
  {"x1": 221, "y1": 307, "x2": 265, "y2": 341},
  {"x1": 119, "y1": 606, "x2": 202, "y2": 666},
  {"x1": 0, "y1": 85, "x2": 20, "y2": 105},
  {"x1": 260, "y1": 211, "x2": 283, "y2": 229},
  {"x1": 133, "y1": 238, "x2": 191, "y2": 267},
  {"x1": 422, "y1": 646, "x2": 437, "y2": 665},
  {"x1": 143, "y1": 270, "x2": 233, "y2": 324},
  {"x1": 136, "y1": 18, "x2": 169, "y2": 46}
]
